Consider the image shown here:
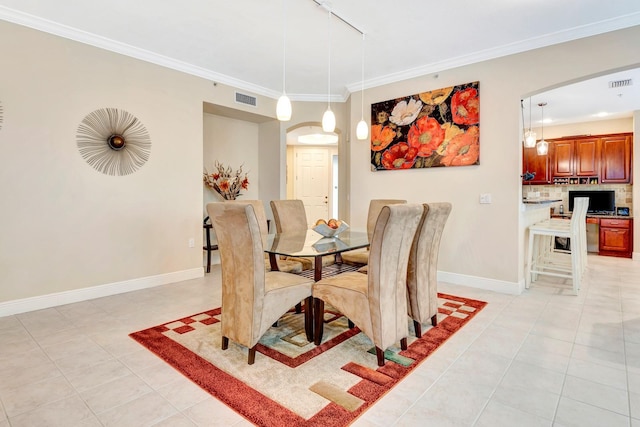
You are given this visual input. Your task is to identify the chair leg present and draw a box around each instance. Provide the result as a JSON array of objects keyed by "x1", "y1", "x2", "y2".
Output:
[
  {"x1": 313, "y1": 298, "x2": 325, "y2": 345},
  {"x1": 304, "y1": 296, "x2": 314, "y2": 342},
  {"x1": 413, "y1": 320, "x2": 422, "y2": 338},
  {"x1": 431, "y1": 313, "x2": 438, "y2": 327},
  {"x1": 221, "y1": 336, "x2": 229, "y2": 350},
  {"x1": 248, "y1": 346, "x2": 256, "y2": 365},
  {"x1": 400, "y1": 337, "x2": 407, "y2": 350},
  {"x1": 295, "y1": 303, "x2": 302, "y2": 314},
  {"x1": 348, "y1": 319, "x2": 355, "y2": 329},
  {"x1": 375, "y1": 347, "x2": 385, "y2": 366}
]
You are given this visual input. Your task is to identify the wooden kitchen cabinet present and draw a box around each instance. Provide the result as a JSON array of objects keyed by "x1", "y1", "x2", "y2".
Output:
[
  {"x1": 599, "y1": 218, "x2": 633, "y2": 258},
  {"x1": 547, "y1": 133, "x2": 632, "y2": 185},
  {"x1": 600, "y1": 134, "x2": 632, "y2": 183},
  {"x1": 522, "y1": 145, "x2": 551, "y2": 184},
  {"x1": 574, "y1": 138, "x2": 600, "y2": 176},
  {"x1": 551, "y1": 139, "x2": 573, "y2": 177}
]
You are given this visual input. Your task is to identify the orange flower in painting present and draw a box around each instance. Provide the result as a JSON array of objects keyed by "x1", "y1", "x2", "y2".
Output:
[
  {"x1": 440, "y1": 126, "x2": 479, "y2": 166},
  {"x1": 371, "y1": 124, "x2": 396, "y2": 152},
  {"x1": 381, "y1": 142, "x2": 418, "y2": 169},
  {"x1": 407, "y1": 116, "x2": 445, "y2": 157},
  {"x1": 451, "y1": 87, "x2": 479, "y2": 125}
]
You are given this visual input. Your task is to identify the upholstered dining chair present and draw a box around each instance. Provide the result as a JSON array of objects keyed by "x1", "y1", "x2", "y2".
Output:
[
  {"x1": 270, "y1": 199, "x2": 335, "y2": 270},
  {"x1": 341, "y1": 199, "x2": 407, "y2": 266},
  {"x1": 226, "y1": 200, "x2": 303, "y2": 273},
  {"x1": 406, "y1": 202, "x2": 452, "y2": 338},
  {"x1": 312, "y1": 204, "x2": 424, "y2": 366},
  {"x1": 206, "y1": 202, "x2": 314, "y2": 364}
]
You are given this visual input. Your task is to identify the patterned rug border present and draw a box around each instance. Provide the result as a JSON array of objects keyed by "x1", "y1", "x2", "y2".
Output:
[{"x1": 129, "y1": 293, "x2": 487, "y2": 427}]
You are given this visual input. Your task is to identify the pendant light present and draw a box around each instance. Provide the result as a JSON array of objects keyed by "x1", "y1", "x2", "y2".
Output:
[
  {"x1": 276, "y1": 0, "x2": 292, "y2": 121},
  {"x1": 356, "y1": 33, "x2": 368, "y2": 140},
  {"x1": 536, "y1": 102, "x2": 548, "y2": 155},
  {"x1": 322, "y1": 9, "x2": 336, "y2": 133},
  {"x1": 523, "y1": 97, "x2": 536, "y2": 148}
]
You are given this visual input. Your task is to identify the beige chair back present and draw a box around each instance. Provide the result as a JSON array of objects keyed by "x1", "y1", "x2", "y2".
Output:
[
  {"x1": 366, "y1": 204, "x2": 424, "y2": 351},
  {"x1": 367, "y1": 199, "x2": 407, "y2": 241},
  {"x1": 206, "y1": 202, "x2": 266, "y2": 348},
  {"x1": 270, "y1": 199, "x2": 308, "y2": 233},
  {"x1": 225, "y1": 200, "x2": 269, "y2": 235},
  {"x1": 406, "y1": 203, "x2": 452, "y2": 333}
]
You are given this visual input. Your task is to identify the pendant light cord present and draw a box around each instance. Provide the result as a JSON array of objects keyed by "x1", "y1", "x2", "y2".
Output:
[
  {"x1": 528, "y1": 97, "x2": 533, "y2": 132},
  {"x1": 282, "y1": 0, "x2": 287, "y2": 93},
  {"x1": 360, "y1": 33, "x2": 365, "y2": 120},
  {"x1": 327, "y1": 9, "x2": 332, "y2": 108}
]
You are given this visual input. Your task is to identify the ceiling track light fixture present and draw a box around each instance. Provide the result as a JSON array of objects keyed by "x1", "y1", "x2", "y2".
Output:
[
  {"x1": 356, "y1": 33, "x2": 368, "y2": 140},
  {"x1": 523, "y1": 97, "x2": 536, "y2": 148},
  {"x1": 276, "y1": 0, "x2": 292, "y2": 121},
  {"x1": 536, "y1": 102, "x2": 549, "y2": 155}
]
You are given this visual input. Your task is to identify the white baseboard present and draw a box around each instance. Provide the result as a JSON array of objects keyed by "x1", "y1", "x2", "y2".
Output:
[
  {"x1": 0, "y1": 268, "x2": 204, "y2": 317},
  {"x1": 437, "y1": 271, "x2": 523, "y2": 295}
]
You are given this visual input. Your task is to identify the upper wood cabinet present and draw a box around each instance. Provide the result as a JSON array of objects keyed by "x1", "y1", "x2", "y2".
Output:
[
  {"x1": 574, "y1": 138, "x2": 600, "y2": 176},
  {"x1": 551, "y1": 139, "x2": 574, "y2": 177},
  {"x1": 522, "y1": 145, "x2": 551, "y2": 184},
  {"x1": 600, "y1": 134, "x2": 633, "y2": 183},
  {"x1": 543, "y1": 133, "x2": 632, "y2": 184}
]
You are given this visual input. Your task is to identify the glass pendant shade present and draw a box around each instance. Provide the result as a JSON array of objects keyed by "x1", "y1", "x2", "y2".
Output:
[
  {"x1": 524, "y1": 130, "x2": 537, "y2": 148},
  {"x1": 276, "y1": 94, "x2": 292, "y2": 121},
  {"x1": 356, "y1": 119, "x2": 368, "y2": 140},
  {"x1": 536, "y1": 139, "x2": 548, "y2": 155},
  {"x1": 322, "y1": 107, "x2": 336, "y2": 133}
]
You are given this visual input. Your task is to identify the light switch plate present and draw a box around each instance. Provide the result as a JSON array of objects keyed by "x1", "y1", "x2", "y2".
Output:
[{"x1": 480, "y1": 193, "x2": 492, "y2": 204}]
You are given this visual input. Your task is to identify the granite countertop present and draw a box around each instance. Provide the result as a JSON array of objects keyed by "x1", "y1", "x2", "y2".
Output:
[{"x1": 522, "y1": 198, "x2": 562, "y2": 204}]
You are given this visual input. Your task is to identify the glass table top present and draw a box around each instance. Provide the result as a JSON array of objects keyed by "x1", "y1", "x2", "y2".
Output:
[{"x1": 264, "y1": 229, "x2": 369, "y2": 258}]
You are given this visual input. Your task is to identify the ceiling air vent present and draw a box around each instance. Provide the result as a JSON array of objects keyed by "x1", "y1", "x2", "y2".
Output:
[
  {"x1": 608, "y1": 79, "x2": 632, "y2": 89},
  {"x1": 235, "y1": 92, "x2": 257, "y2": 107}
]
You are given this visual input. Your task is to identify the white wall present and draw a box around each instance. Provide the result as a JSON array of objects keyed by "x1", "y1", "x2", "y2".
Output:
[{"x1": 348, "y1": 25, "x2": 640, "y2": 293}]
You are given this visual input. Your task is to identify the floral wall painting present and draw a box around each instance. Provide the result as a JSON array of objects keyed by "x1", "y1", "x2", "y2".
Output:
[
  {"x1": 76, "y1": 108, "x2": 151, "y2": 176},
  {"x1": 370, "y1": 81, "x2": 479, "y2": 171},
  {"x1": 203, "y1": 161, "x2": 249, "y2": 200}
]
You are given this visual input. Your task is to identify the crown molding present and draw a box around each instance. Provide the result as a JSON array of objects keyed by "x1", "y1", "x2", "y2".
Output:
[
  {"x1": 3, "y1": 6, "x2": 639, "y2": 104},
  {"x1": 344, "y1": 12, "x2": 640, "y2": 95}
]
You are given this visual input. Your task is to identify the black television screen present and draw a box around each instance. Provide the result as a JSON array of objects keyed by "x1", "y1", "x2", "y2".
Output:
[{"x1": 569, "y1": 190, "x2": 615, "y2": 214}]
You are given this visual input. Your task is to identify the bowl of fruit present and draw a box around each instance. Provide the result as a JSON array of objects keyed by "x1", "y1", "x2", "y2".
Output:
[{"x1": 313, "y1": 218, "x2": 349, "y2": 237}]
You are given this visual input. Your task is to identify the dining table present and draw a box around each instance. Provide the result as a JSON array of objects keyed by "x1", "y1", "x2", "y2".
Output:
[{"x1": 264, "y1": 229, "x2": 370, "y2": 282}]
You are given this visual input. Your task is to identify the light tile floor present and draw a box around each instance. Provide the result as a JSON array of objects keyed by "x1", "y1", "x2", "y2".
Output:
[{"x1": 1, "y1": 254, "x2": 639, "y2": 426}]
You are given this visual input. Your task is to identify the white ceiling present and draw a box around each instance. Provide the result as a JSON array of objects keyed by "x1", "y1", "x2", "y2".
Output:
[{"x1": 1, "y1": 0, "x2": 640, "y2": 124}]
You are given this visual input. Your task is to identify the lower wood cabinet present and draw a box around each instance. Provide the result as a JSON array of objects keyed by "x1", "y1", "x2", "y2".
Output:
[{"x1": 599, "y1": 218, "x2": 633, "y2": 258}]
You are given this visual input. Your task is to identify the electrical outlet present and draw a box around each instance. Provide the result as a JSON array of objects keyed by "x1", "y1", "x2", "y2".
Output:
[
  {"x1": 479, "y1": 193, "x2": 492, "y2": 204},
  {"x1": 188, "y1": 238, "x2": 195, "y2": 248}
]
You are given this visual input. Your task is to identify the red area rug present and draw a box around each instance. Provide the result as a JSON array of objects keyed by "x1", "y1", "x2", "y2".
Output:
[{"x1": 130, "y1": 293, "x2": 486, "y2": 426}]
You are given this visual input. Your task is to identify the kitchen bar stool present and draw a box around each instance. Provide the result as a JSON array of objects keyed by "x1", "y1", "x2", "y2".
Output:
[{"x1": 526, "y1": 197, "x2": 588, "y2": 295}]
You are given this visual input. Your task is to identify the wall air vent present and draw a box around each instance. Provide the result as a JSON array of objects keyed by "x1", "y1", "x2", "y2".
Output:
[
  {"x1": 608, "y1": 79, "x2": 632, "y2": 89},
  {"x1": 235, "y1": 92, "x2": 257, "y2": 107}
]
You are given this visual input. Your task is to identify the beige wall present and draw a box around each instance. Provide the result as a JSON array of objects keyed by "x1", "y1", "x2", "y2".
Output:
[
  {"x1": 1, "y1": 18, "x2": 639, "y2": 312},
  {"x1": 540, "y1": 117, "x2": 634, "y2": 139},
  {"x1": 348, "y1": 25, "x2": 640, "y2": 292},
  {"x1": 0, "y1": 21, "x2": 283, "y2": 312}
]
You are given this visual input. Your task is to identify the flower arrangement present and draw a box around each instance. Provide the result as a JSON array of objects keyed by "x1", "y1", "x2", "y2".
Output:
[{"x1": 203, "y1": 161, "x2": 249, "y2": 200}]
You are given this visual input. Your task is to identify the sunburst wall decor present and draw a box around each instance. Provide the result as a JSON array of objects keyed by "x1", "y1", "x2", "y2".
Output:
[{"x1": 76, "y1": 108, "x2": 151, "y2": 176}]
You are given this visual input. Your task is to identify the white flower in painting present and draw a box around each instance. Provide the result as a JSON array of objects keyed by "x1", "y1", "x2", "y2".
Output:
[{"x1": 389, "y1": 98, "x2": 423, "y2": 126}]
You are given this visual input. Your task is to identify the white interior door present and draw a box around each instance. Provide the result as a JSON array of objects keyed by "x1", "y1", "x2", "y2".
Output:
[{"x1": 294, "y1": 147, "x2": 330, "y2": 226}]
